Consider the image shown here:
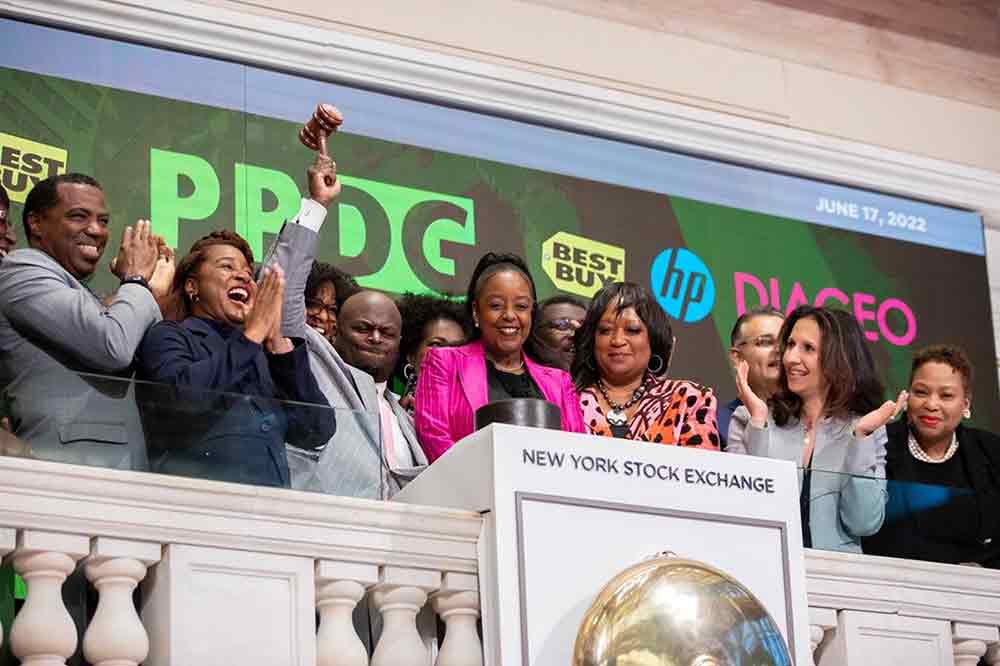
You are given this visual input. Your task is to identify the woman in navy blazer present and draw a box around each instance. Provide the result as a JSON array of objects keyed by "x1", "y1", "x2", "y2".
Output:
[
  {"x1": 415, "y1": 253, "x2": 585, "y2": 462},
  {"x1": 136, "y1": 230, "x2": 333, "y2": 487}
]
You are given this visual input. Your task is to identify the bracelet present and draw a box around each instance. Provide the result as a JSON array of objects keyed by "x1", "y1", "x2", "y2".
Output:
[{"x1": 121, "y1": 275, "x2": 151, "y2": 291}]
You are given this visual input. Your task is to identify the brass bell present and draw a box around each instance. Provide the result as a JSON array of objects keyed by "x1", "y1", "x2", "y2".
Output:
[{"x1": 572, "y1": 553, "x2": 792, "y2": 666}]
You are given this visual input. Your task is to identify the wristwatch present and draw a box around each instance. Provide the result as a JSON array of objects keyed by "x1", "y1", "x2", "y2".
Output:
[{"x1": 121, "y1": 275, "x2": 151, "y2": 291}]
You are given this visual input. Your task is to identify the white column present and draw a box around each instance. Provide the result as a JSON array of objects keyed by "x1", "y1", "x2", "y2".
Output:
[
  {"x1": 316, "y1": 560, "x2": 379, "y2": 666},
  {"x1": 82, "y1": 537, "x2": 161, "y2": 666},
  {"x1": 0, "y1": 527, "x2": 14, "y2": 650},
  {"x1": 954, "y1": 624, "x2": 998, "y2": 666},
  {"x1": 6, "y1": 530, "x2": 89, "y2": 666},
  {"x1": 808, "y1": 607, "x2": 837, "y2": 666},
  {"x1": 370, "y1": 567, "x2": 441, "y2": 666},
  {"x1": 430, "y1": 573, "x2": 482, "y2": 666}
]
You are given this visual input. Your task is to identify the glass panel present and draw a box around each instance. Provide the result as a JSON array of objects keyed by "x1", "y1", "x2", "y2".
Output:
[
  {"x1": 791, "y1": 467, "x2": 1000, "y2": 570},
  {"x1": 0, "y1": 372, "x2": 387, "y2": 500}
]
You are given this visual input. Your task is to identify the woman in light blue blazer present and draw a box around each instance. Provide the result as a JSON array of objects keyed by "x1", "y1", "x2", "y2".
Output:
[{"x1": 728, "y1": 306, "x2": 906, "y2": 553}]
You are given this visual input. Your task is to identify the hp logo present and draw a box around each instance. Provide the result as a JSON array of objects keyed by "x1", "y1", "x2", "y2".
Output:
[{"x1": 649, "y1": 248, "x2": 715, "y2": 323}]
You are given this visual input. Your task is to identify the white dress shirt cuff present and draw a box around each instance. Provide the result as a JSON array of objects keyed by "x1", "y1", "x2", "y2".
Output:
[{"x1": 293, "y1": 197, "x2": 328, "y2": 232}]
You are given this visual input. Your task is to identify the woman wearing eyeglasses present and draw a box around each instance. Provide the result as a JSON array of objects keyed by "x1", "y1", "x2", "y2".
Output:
[
  {"x1": 530, "y1": 295, "x2": 587, "y2": 372},
  {"x1": 572, "y1": 282, "x2": 719, "y2": 448},
  {"x1": 304, "y1": 261, "x2": 358, "y2": 344}
]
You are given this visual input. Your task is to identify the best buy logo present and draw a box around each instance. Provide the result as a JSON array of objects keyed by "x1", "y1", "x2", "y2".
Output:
[
  {"x1": 541, "y1": 231, "x2": 625, "y2": 298},
  {"x1": 0, "y1": 133, "x2": 67, "y2": 203}
]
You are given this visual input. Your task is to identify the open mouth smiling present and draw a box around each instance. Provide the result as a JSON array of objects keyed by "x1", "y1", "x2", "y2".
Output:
[{"x1": 227, "y1": 286, "x2": 250, "y2": 304}]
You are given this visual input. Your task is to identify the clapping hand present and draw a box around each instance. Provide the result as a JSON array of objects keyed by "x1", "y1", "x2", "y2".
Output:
[
  {"x1": 854, "y1": 390, "x2": 907, "y2": 438},
  {"x1": 149, "y1": 239, "x2": 176, "y2": 299},
  {"x1": 735, "y1": 359, "x2": 768, "y2": 428},
  {"x1": 244, "y1": 266, "x2": 285, "y2": 346},
  {"x1": 110, "y1": 219, "x2": 160, "y2": 281}
]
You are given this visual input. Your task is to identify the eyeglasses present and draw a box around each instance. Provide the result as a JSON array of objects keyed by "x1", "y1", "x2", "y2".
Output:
[
  {"x1": 541, "y1": 318, "x2": 582, "y2": 332},
  {"x1": 305, "y1": 298, "x2": 338, "y2": 318},
  {"x1": 735, "y1": 335, "x2": 777, "y2": 349}
]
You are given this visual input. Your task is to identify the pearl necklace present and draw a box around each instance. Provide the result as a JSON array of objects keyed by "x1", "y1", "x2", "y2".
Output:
[{"x1": 908, "y1": 431, "x2": 959, "y2": 464}]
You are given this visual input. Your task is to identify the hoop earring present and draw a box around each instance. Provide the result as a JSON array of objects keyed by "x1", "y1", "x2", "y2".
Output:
[
  {"x1": 648, "y1": 354, "x2": 664, "y2": 374},
  {"x1": 403, "y1": 363, "x2": 417, "y2": 395}
]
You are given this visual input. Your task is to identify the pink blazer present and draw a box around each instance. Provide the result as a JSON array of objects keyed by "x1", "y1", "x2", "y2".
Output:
[{"x1": 415, "y1": 340, "x2": 586, "y2": 462}]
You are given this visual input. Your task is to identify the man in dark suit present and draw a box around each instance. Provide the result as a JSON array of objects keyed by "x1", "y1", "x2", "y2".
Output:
[{"x1": 0, "y1": 173, "x2": 171, "y2": 469}]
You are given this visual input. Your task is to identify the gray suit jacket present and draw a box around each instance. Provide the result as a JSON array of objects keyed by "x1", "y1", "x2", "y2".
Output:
[
  {"x1": 0, "y1": 248, "x2": 161, "y2": 470},
  {"x1": 728, "y1": 405, "x2": 887, "y2": 553},
  {"x1": 265, "y1": 221, "x2": 427, "y2": 498}
]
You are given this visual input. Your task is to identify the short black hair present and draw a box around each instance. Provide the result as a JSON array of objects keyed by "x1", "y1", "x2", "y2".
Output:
[
  {"x1": 306, "y1": 261, "x2": 359, "y2": 307},
  {"x1": 572, "y1": 281, "x2": 674, "y2": 391},
  {"x1": 0, "y1": 184, "x2": 9, "y2": 210},
  {"x1": 394, "y1": 292, "x2": 471, "y2": 377},
  {"x1": 22, "y1": 173, "x2": 102, "y2": 244},
  {"x1": 538, "y1": 294, "x2": 587, "y2": 316},
  {"x1": 911, "y1": 344, "x2": 974, "y2": 396},
  {"x1": 729, "y1": 306, "x2": 785, "y2": 346}
]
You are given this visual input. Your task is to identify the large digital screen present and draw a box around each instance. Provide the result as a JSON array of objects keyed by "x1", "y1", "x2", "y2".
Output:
[{"x1": 1, "y1": 18, "x2": 994, "y2": 428}]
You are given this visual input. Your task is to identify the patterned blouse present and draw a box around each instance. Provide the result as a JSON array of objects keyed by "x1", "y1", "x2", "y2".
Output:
[{"x1": 580, "y1": 374, "x2": 720, "y2": 450}]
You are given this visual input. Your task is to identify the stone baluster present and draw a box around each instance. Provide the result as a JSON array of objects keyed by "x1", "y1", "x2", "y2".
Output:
[
  {"x1": 370, "y1": 567, "x2": 441, "y2": 666},
  {"x1": 316, "y1": 560, "x2": 379, "y2": 666},
  {"x1": 5, "y1": 530, "x2": 89, "y2": 666},
  {"x1": 431, "y1": 573, "x2": 482, "y2": 666},
  {"x1": 81, "y1": 537, "x2": 161, "y2": 666},
  {"x1": 953, "y1": 623, "x2": 998, "y2": 666},
  {"x1": 0, "y1": 527, "x2": 14, "y2": 650},
  {"x1": 984, "y1": 641, "x2": 1000, "y2": 665},
  {"x1": 808, "y1": 607, "x2": 836, "y2": 666}
]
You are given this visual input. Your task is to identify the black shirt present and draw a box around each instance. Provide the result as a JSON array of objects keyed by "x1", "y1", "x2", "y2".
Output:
[{"x1": 486, "y1": 360, "x2": 543, "y2": 402}]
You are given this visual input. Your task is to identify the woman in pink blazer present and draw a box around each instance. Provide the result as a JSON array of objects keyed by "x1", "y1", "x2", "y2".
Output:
[{"x1": 415, "y1": 253, "x2": 586, "y2": 463}]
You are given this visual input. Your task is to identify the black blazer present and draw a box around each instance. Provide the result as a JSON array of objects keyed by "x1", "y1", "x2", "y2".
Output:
[
  {"x1": 135, "y1": 317, "x2": 334, "y2": 487},
  {"x1": 863, "y1": 418, "x2": 1000, "y2": 567}
]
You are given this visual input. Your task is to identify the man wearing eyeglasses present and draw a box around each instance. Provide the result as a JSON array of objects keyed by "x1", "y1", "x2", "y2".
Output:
[
  {"x1": 720, "y1": 306, "x2": 785, "y2": 449},
  {"x1": 531, "y1": 295, "x2": 587, "y2": 372}
]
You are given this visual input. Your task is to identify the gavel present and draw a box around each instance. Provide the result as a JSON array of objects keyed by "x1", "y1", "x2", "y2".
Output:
[
  {"x1": 299, "y1": 103, "x2": 343, "y2": 186},
  {"x1": 299, "y1": 103, "x2": 342, "y2": 152}
]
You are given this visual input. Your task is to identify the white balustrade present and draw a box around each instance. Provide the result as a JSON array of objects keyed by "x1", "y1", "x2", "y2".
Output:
[
  {"x1": 808, "y1": 607, "x2": 836, "y2": 666},
  {"x1": 953, "y1": 623, "x2": 999, "y2": 666},
  {"x1": 82, "y1": 537, "x2": 161, "y2": 666},
  {"x1": 370, "y1": 567, "x2": 441, "y2": 666},
  {"x1": 6, "y1": 530, "x2": 89, "y2": 666},
  {"x1": 431, "y1": 573, "x2": 482, "y2": 666},
  {"x1": 316, "y1": 560, "x2": 379, "y2": 666}
]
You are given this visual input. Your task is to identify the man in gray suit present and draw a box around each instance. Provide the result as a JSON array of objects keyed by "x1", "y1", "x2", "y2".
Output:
[
  {"x1": 0, "y1": 173, "x2": 169, "y2": 470},
  {"x1": 265, "y1": 152, "x2": 426, "y2": 498}
]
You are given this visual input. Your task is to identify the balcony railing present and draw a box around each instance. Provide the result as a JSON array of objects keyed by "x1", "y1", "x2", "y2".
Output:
[{"x1": 2, "y1": 454, "x2": 1000, "y2": 666}]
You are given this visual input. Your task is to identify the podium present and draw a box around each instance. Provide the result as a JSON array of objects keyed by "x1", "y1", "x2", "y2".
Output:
[{"x1": 394, "y1": 424, "x2": 811, "y2": 665}]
